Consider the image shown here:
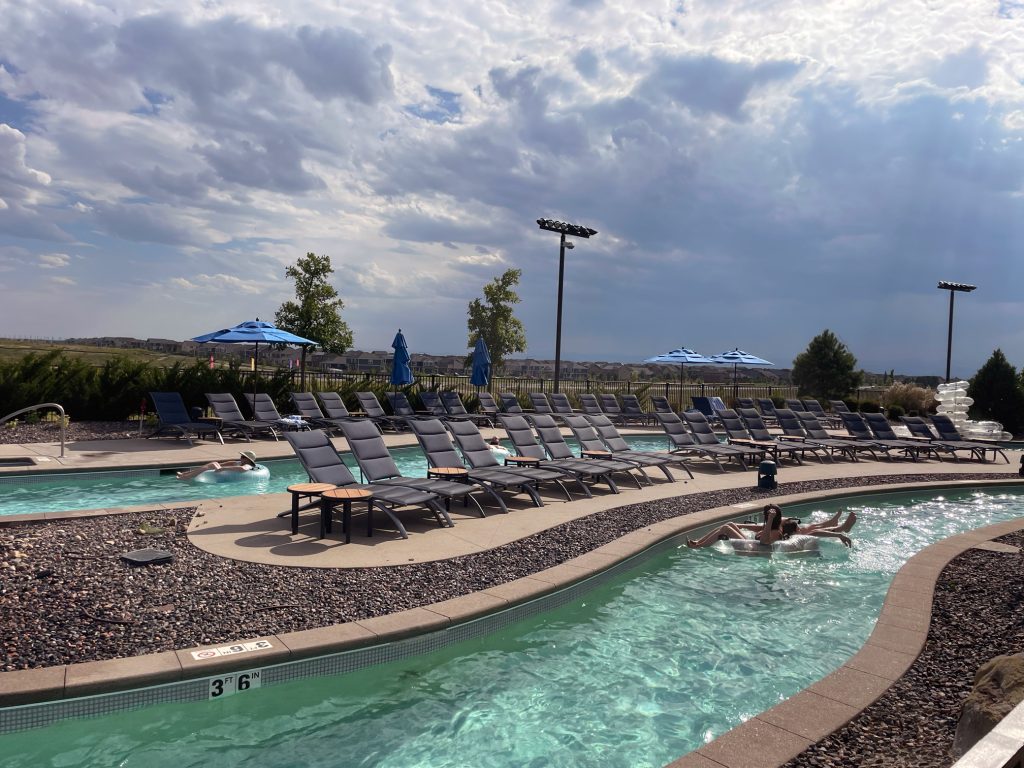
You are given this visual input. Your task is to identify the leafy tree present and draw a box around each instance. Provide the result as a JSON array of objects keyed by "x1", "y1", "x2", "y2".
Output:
[
  {"x1": 791, "y1": 329, "x2": 862, "y2": 400},
  {"x1": 968, "y1": 349, "x2": 1024, "y2": 435},
  {"x1": 466, "y1": 268, "x2": 527, "y2": 372},
  {"x1": 275, "y1": 253, "x2": 353, "y2": 385}
]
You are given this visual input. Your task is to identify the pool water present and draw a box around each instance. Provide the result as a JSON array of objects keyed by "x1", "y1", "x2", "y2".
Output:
[
  {"x1": 1, "y1": 489, "x2": 1020, "y2": 767},
  {"x1": 0, "y1": 437, "x2": 674, "y2": 517}
]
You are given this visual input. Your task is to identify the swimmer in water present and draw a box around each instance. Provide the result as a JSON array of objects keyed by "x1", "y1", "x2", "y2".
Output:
[{"x1": 177, "y1": 450, "x2": 257, "y2": 481}]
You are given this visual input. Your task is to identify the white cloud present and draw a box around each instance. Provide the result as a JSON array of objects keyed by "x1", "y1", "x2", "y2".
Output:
[
  {"x1": 38, "y1": 252, "x2": 70, "y2": 268},
  {"x1": 1, "y1": 0, "x2": 1024, "y2": 373}
]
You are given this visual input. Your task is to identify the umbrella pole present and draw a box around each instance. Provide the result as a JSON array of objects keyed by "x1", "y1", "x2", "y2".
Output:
[
  {"x1": 253, "y1": 342, "x2": 259, "y2": 405},
  {"x1": 679, "y1": 363, "x2": 684, "y2": 411}
]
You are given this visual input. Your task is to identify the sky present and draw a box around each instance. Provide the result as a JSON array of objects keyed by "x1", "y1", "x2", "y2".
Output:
[{"x1": 2, "y1": 0, "x2": 1023, "y2": 379}]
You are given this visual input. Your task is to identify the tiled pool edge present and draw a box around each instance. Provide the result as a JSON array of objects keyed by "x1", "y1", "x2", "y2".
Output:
[{"x1": 0, "y1": 479, "x2": 1022, "y2": 749}]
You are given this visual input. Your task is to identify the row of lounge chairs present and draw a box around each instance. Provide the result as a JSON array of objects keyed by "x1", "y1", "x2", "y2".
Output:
[
  {"x1": 284, "y1": 413, "x2": 693, "y2": 538},
  {"x1": 654, "y1": 406, "x2": 1007, "y2": 469}
]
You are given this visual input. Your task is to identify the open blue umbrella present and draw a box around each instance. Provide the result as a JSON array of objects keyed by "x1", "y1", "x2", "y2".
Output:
[
  {"x1": 390, "y1": 329, "x2": 413, "y2": 386},
  {"x1": 192, "y1": 319, "x2": 316, "y2": 398},
  {"x1": 644, "y1": 347, "x2": 714, "y2": 408},
  {"x1": 470, "y1": 337, "x2": 492, "y2": 388},
  {"x1": 709, "y1": 348, "x2": 775, "y2": 398}
]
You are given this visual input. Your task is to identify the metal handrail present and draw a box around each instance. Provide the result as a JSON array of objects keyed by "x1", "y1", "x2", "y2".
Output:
[{"x1": 0, "y1": 402, "x2": 65, "y2": 457}]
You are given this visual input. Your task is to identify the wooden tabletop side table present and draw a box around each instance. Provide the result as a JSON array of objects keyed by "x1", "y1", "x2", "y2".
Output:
[
  {"x1": 286, "y1": 482, "x2": 335, "y2": 535},
  {"x1": 581, "y1": 449, "x2": 612, "y2": 459},
  {"x1": 320, "y1": 488, "x2": 374, "y2": 542},
  {"x1": 504, "y1": 455, "x2": 541, "y2": 468}
]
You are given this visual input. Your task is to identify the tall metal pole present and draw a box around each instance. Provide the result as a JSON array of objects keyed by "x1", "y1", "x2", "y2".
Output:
[
  {"x1": 554, "y1": 232, "x2": 566, "y2": 394},
  {"x1": 945, "y1": 290, "x2": 955, "y2": 382}
]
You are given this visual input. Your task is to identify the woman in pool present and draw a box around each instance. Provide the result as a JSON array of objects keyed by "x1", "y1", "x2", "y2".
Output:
[
  {"x1": 687, "y1": 504, "x2": 785, "y2": 548},
  {"x1": 177, "y1": 450, "x2": 258, "y2": 481}
]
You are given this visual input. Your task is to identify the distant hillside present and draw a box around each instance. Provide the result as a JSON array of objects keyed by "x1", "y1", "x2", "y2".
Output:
[{"x1": 0, "y1": 340, "x2": 201, "y2": 367}]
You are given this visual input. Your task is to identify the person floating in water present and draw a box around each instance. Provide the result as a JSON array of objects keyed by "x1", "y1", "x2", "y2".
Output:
[
  {"x1": 488, "y1": 436, "x2": 512, "y2": 461},
  {"x1": 687, "y1": 504, "x2": 856, "y2": 549},
  {"x1": 177, "y1": 450, "x2": 258, "y2": 481},
  {"x1": 687, "y1": 504, "x2": 785, "y2": 548}
]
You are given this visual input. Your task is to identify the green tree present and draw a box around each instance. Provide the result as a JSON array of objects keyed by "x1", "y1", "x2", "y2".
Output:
[
  {"x1": 275, "y1": 253, "x2": 353, "y2": 385},
  {"x1": 968, "y1": 349, "x2": 1024, "y2": 435},
  {"x1": 791, "y1": 329, "x2": 862, "y2": 399},
  {"x1": 466, "y1": 269, "x2": 527, "y2": 372}
]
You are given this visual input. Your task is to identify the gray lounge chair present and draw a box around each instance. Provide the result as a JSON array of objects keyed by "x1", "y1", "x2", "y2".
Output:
[
  {"x1": 786, "y1": 410, "x2": 878, "y2": 461},
  {"x1": 355, "y1": 391, "x2": 408, "y2": 432},
  {"x1": 148, "y1": 392, "x2": 223, "y2": 445},
  {"x1": 801, "y1": 399, "x2": 841, "y2": 428},
  {"x1": 598, "y1": 394, "x2": 628, "y2": 425},
  {"x1": 897, "y1": 416, "x2": 963, "y2": 462},
  {"x1": 499, "y1": 392, "x2": 524, "y2": 413},
  {"x1": 440, "y1": 391, "x2": 492, "y2": 426},
  {"x1": 744, "y1": 407, "x2": 836, "y2": 462},
  {"x1": 929, "y1": 415, "x2": 1009, "y2": 463},
  {"x1": 205, "y1": 392, "x2": 278, "y2": 441},
  {"x1": 245, "y1": 393, "x2": 308, "y2": 431},
  {"x1": 291, "y1": 392, "x2": 354, "y2": 434},
  {"x1": 477, "y1": 392, "x2": 501, "y2": 423},
  {"x1": 861, "y1": 412, "x2": 945, "y2": 461},
  {"x1": 528, "y1": 392, "x2": 554, "y2": 414},
  {"x1": 414, "y1": 391, "x2": 447, "y2": 419},
  {"x1": 837, "y1": 412, "x2": 913, "y2": 461},
  {"x1": 317, "y1": 391, "x2": 355, "y2": 421},
  {"x1": 585, "y1": 414, "x2": 693, "y2": 478},
  {"x1": 558, "y1": 414, "x2": 655, "y2": 483},
  {"x1": 284, "y1": 429, "x2": 445, "y2": 538},
  {"x1": 829, "y1": 400, "x2": 853, "y2": 415},
  {"x1": 680, "y1": 411, "x2": 766, "y2": 468},
  {"x1": 385, "y1": 391, "x2": 422, "y2": 421},
  {"x1": 337, "y1": 418, "x2": 478, "y2": 520},
  {"x1": 717, "y1": 408, "x2": 805, "y2": 465},
  {"x1": 653, "y1": 412, "x2": 746, "y2": 472},
  {"x1": 548, "y1": 393, "x2": 576, "y2": 415},
  {"x1": 529, "y1": 414, "x2": 644, "y2": 489},
  {"x1": 498, "y1": 413, "x2": 621, "y2": 494},
  {"x1": 755, "y1": 398, "x2": 780, "y2": 426},
  {"x1": 650, "y1": 396, "x2": 674, "y2": 414},
  {"x1": 578, "y1": 393, "x2": 604, "y2": 416},
  {"x1": 619, "y1": 394, "x2": 652, "y2": 426},
  {"x1": 405, "y1": 418, "x2": 546, "y2": 511},
  {"x1": 443, "y1": 419, "x2": 575, "y2": 502}
]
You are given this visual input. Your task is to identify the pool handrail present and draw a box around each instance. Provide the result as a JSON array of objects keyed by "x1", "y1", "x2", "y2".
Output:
[{"x1": 1, "y1": 402, "x2": 65, "y2": 457}]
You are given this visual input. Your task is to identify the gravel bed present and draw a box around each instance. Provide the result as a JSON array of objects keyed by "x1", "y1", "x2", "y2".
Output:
[
  {"x1": 0, "y1": 421, "x2": 133, "y2": 445},
  {"x1": 785, "y1": 531, "x2": 1024, "y2": 768},
  {"x1": 0, "y1": 471, "x2": 1021, "y2": 766}
]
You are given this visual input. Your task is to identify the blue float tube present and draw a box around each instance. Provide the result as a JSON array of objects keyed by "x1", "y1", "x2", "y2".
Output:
[{"x1": 192, "y1": 464, "x2": 270, "y2": 484}]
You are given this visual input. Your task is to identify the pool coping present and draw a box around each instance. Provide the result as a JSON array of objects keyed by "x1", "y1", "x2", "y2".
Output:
[{"x1": 1, "y1": 477, "x2": 1023, "y2": 764}]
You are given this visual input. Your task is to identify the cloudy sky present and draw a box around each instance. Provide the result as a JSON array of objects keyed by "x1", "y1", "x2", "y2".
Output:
[{"x1": 2, "y1": 0, "x2": 1023, "y2": 377}]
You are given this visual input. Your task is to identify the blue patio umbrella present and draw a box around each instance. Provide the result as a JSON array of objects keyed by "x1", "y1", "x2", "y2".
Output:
[
  {"x1": 390, "y1": 329, "x2": 413, "y2": 386},
  {"x1": 470, "y1": 337, "x2": 492, "y2": 388},
  {"x1": 192, "y1": 319, "x2": 316, "y2": 398},
  {"x1": 708, "y1": 348, "x2": 775, "y2": 398},
  {"x1": 644, "y1": 347, "x2": 714, "y2": 408}
]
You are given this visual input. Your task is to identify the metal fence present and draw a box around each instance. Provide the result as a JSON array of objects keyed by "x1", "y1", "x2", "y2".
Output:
[{"x1": 264, "y1": 370, "x2": 799, "y2": 411}]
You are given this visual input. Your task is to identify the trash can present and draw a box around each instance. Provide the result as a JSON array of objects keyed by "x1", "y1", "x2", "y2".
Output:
[
  {"x1": 757, "y1": 460, "x2": 777, "y2": 490},
  {"x1": 190, "y1": 406, "x2": 204, "y2": 422}
]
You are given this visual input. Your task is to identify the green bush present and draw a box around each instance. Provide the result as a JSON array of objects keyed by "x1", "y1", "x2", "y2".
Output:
[
  {"x1": 858, "y1": 400, "x2": 882, "y2": 413},
  {"x1": 886, "y1": 405, "x2": 905, "y2": 420}
]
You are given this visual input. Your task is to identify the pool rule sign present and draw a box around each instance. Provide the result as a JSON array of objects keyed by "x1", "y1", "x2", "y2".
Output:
[{"x1": 208, "y1": 669, "x2": 262, "y2": 700}]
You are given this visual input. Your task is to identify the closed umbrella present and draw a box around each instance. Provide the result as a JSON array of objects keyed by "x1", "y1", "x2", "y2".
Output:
[
  {"x1": 390, "y1": 329, "x2": 413, "y2": 386},
  {"x1": 708, "y1": 348, "x2": 775, "y2": 399},
  {"x1": 470, "y1": 337, "x2": 492, "y2": 388},
  {"x1": 192, "y1": 319, "x2": 316, "y2": 401},
  {"x1": 644, "y1": 347, "x2": 714, "y2": 409}
]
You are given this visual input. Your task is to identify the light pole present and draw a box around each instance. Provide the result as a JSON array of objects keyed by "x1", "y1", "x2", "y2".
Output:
[
  {"x1": 537, "y1": 218, "x2": 598, "y2": 393},
  {"x1": 937, "y1": 280, "x2": 977, "y2": 382}
]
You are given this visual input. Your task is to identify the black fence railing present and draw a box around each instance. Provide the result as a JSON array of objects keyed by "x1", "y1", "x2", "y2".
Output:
[{"x1": 258, "y1": 370, "x2": 798, "y2": 412}]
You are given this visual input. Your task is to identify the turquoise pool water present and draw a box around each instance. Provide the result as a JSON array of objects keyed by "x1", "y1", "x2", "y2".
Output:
[
  {"x1": 0, "y1": 437, "x2": 674, "y2": 517},
  {"x1": 1, "y1": 489, "x2": 1020, "y2": 767}
]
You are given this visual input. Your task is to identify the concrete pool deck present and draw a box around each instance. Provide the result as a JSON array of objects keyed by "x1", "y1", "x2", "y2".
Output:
[{"x1": 2, "y1": 427, "x2": 1023, "y2": 767}]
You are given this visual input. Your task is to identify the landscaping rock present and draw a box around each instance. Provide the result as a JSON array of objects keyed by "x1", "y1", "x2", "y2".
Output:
[{"x1": 951, "y1": 653, "x2": 1024, "y2": 758}]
